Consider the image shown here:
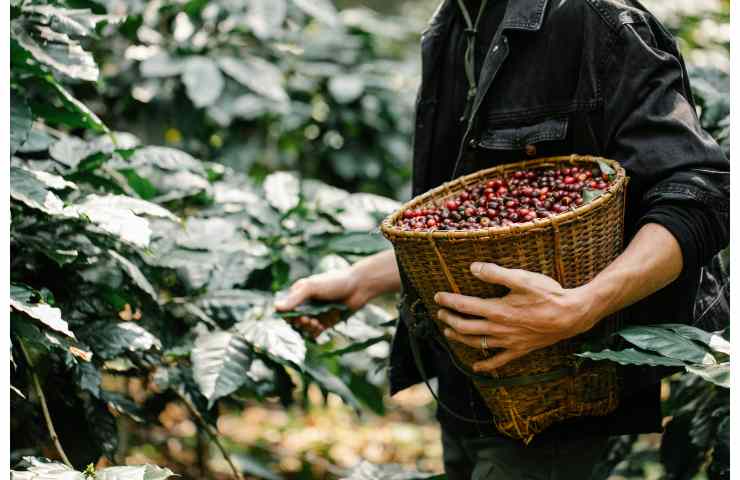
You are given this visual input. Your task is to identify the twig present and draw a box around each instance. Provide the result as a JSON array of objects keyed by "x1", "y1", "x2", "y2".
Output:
[
  {"x1": 175, "y1": 391, "x2": 244, "y2": 480},
  {"x1": 18, "y1": 339, "x2": 73, "y2": 468}
]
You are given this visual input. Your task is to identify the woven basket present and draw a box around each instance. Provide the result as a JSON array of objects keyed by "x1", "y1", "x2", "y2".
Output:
[{"x1": 380, "y1": 154, "x2": 628, "y2": 443}]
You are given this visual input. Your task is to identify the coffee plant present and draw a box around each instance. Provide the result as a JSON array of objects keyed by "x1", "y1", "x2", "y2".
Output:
[
  {"x1": 10, "y1": 1, "x2": 408, "y2": 477},
  {"x1": 68, "y1": 0, "x2": 419, "y2": 199}
]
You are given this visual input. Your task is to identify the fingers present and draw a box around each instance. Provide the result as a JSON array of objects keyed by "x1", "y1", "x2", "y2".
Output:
[
  {"x1": 434, "y1": 292, "x2": 492, "y2": 318},
  {"x1": 287, "y1": 315, "x2": 326, "y2": 339},
  {"x1": 437, "y1": 309, "x2": 516, "y2": 336},
  {"x1": 472, "y1": 348, "x2": 533, "y2": 372},
  {"x1": 442, "y1": 329, "x2": 513, "y2": 350},
  {"x1": 274, "y1": 278, "x2": 313, "y2": 311},
  {"x1": 470, "y1": 262, "x2": 531, "y2": 291}
]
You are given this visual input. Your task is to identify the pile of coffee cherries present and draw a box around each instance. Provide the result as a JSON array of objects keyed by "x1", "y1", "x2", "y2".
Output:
[{"x1": 396, "y1": 165, "x2": 613, "y2": 231}]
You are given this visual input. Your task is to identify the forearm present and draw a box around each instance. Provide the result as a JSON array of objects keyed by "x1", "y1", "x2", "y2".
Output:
[
  {"x1": 350, "y1": 249, "x2": 401, "y2": 301},
  {"x1": 576, "y1": 223, "x2": 684, "y2": 330}
]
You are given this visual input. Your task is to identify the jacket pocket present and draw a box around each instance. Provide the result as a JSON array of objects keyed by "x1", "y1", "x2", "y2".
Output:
[{"x1": 479, "y1": 116, "x2": 569, "y2": 150}]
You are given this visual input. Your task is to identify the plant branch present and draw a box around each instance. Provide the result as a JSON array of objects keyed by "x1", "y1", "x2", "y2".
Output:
[
  {"x1": 175, "y1": 391, "x2": 244, "y2": 480},
  {"x1": 18, "y1": 338, "x2": 73, "y2": 468}
]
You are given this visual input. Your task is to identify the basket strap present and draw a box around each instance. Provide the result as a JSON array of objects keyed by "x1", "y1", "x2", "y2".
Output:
[{"x1": 430, "y1": 334, "x2": 576, "y2": 387}]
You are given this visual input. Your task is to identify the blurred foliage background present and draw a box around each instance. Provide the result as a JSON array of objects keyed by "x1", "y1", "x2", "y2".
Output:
[{"x1": 10, "y1": 0, "x2": 729, "y2": 479}]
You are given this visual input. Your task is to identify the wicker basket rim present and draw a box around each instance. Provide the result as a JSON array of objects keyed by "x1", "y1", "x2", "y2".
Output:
[{"x1": 380, "y1": 154, "x2": 628, "y2": 240}]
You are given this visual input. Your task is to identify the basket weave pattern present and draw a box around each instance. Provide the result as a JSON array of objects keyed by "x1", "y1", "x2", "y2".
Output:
[{"x1": 381, "y1": 155, "x2": 628, "y2": 442}]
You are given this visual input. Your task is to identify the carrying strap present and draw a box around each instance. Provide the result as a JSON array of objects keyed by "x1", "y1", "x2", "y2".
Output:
[{"x1": 456, "y1": 0, "x2": 489, "y2": 124}]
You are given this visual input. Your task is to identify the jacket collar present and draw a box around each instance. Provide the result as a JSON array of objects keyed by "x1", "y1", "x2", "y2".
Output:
[
  {"x1": 501, "y1": 0, "x2": 550, "y2": 32},
  {"x1": 425, "y1": 0, "x2": 550, "y2": 33}
]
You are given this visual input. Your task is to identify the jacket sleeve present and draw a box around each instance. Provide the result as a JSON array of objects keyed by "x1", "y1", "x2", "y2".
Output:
[{"x1": 598, "y1": 14, "x2": 729, "y2": 326}]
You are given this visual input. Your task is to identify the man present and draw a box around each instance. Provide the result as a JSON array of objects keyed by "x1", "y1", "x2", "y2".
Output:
[{"x1": 276, "y1": 0, "x2": 729, "y2": 478}]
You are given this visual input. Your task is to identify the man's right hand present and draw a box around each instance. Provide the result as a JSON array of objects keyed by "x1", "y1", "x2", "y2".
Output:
[
  {"x1": 274, "y1": 249, "x2": 402, "y2": 338},
  {"x1": 274, "y1": 268, "x2": 369, "y2": 338}
]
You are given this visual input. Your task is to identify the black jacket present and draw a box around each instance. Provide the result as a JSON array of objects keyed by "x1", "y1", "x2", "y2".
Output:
[{"x1": 388, "y1": 0, "x2": 729, "y2": 438}]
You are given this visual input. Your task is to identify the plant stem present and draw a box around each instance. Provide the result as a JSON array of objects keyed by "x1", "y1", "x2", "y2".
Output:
[
  {"x1": 175, "y1": 391, "x2": 244, "y2": 480},
  {"x1": 18, "y1": 339, "x2": 73, "y2": 468}
]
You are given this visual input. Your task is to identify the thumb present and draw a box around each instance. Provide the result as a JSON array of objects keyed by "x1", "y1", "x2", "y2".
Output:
[{"x1": 470, "y1": 262, "x2": 527, "y2": 290}]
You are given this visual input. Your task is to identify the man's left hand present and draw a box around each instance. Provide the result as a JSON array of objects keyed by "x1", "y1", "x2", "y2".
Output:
[{"x1": 434, "y1": 262, "x2": 599, "y2": 373}]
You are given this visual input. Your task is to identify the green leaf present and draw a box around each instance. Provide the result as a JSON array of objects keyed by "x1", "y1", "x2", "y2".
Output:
[
  {"x1": 617, "y1": 326, "x2": 716, "y2": 364},
  {"x1": 341, "y1": 461, "x2": 446, "y2": 479},
  {"x1": 10, "y1": 284, "x2": 75, "y2": 338},
  {"x1": 10, "y1": 167, "x2": 66, "y2": 215},
  {"x1": 686, "y1": 363, "x2": 730, "y2": 388},
  {"x1": 303, "y1": 364, "x2": 361, "y2": 412},
  {"x1": 327, "y1": 232, "x2": 390, "y2": 255},
  {"x1": 321, "y1": 335, "x2": 389, "y2": 358},
  {"x1": 235, "y1": 308, "x2": 306, "y2": 365},
  {"x1": 598, "y1": 160, "x2": 615, "y2": 178},
  {"x1": 48, "y1": 79, "x2": 108, "y2": 132},
  {"x1": 83, "y1": 395, "x2": 119, "y2": 460},
  {"x1": 10, "y1": 19, "x2": 98, "y2": 82},
  {"x1": 95, "y1": 464, "x2": 177, "y2": 480},
  {"x1": 263, "y1": 171, "x2": 299, "y2": 213},
  {"x1": 182, "y1": 56, "x2": 224, "y2": 108},
  {"x1": 80, "y1": 321, "x2": 161, "y2": 360},
  {"x1": 17, "y1": 126, "x2": 55, "y2": 153},
  {"x1": 277, "y1": 301, "x2": 349, "y2": 319},
  {"x1": 49, "y1": 136, "x2": 92, "y2": 169},
  {"x1": 245, "y1": 0, "x2": 287, "y2": 39},
  {"x1": 292, "y1": 0, "x2": 339, "y2": 26},
  {"x1": 191, "y1": 329, "x2": 253, "y2": 408},
  {"x1": 140, "y1": 53, "x2": 185, "y2": 78},
  {"x1": 11, "y1": 90, "x2": 33, "y2": 154},
  {"x1": 218, "y1": 56, "x2": 288, "y2": 103},
  {"x1": 658, "y1": 323, "x2": 731, "y2": 355},
  {"x1": 328, "y1": 74, "x2": 365, "y2": 104},
  {"x1": 21, "y1": 167, "x2": 78, "y2": 191},
  {"x1": 581, "y1": 189, "x2": 604, "y2": 203},
  {"x1": 233, "y1": 454, "x2": 284, "y2": 480},
  {"x1": 196, "y1": 289, "x2": 272, "y2": 325},
  {"x1": 128, "y1": 146, "x2": 203, "y2": 172},
  {"x1": 67, "y1": 194, "x2": 178, "y2": 248},
  {"x1": 10, "y1": 457, "x2": 86, "y2": 480},
  {"x1": 576, "y1": 348, "x2": 687, "y2": 367},
  {"x1": 108, "y1": 250, "x2": 158, "y2": 302}
]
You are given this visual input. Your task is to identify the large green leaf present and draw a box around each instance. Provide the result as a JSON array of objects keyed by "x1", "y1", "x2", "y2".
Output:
[
  {"x1": 17, "y1": 126, "x2": 55, "y2": 153},
  {"x1": 292, "y1": 0, "x2": 339, "y2": 26},
  {"x1": 576, "y1": 348, "x2": 687, "y2": 367},
  {"x1": 182, "y1": 56, "x2": 224, "y2": 108},
  {"x1": 686, "y1": 363, "x2": 730, "y2": 388},
  {"x1": 327, "y1": 232, "x2": 390, "y2": 255},
  {"x1": 10, "y1": 284, "x2": 75, "y2": 338},
  {"x1": 191, "y1": 329, "x2": 253, "y2": 408},
  {"x1": 67, "y1": 194, "x2": 178, "y2": 248},
  {"x1": 245, "y1": 0, "x2": 287, "y2": 39},
  {"x1": 10, "y1": 457, "x2": 86, "y2": 480},
  {"x1": 48, "y1": 80, "x2": 108, "y2": 133},
  {"x1": 658, "y1": 323, "x2": 730, "y2": 355},
  {"x1": 49, "y1": 136, "x2": 92, "y2": 169},
  {"x1": 617, "y1": 326, "x2": 716, "y2": 364},
  {"x1": 95, "y1": 464, "x2": 176, "y2": 480},
  {"x1": 127, "y1": 146, "x2": 203, "y2": 172},
  {"x1": 10, "y1": 166, "x2": 66, "y2": 215},
  {"x1": 11, "y1": 91, "x2": 33, "y2": 155},
  {"x1": 81, "y1": 321, "x2": 161, "y2": 360},
  {"x1": 303, "y1": 363, "x2": 361, "y2": 412},
  {"x1": 218, "y1": 56, "x2": 288, "y2": 103},
  {"x1": 263, "y1": 171, "x2": 300, "y2": 213},
  {"x1": 235, "y1": 308, "x2": 306, "y2": 365},
  {"x1": 196, "y1": 289, "x2": 272, "y2": 325},
  {"x1": 10, "y1": 19, "x2": 98, "y2": 81},
  {"x1": 340, "y1": 461, "x2": 443, "y2": 480},
  {"x1": 108, "y1": 250, "x2": 158, "y2": 302}
]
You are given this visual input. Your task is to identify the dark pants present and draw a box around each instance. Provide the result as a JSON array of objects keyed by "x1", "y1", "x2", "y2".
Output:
[{"x1": 441, "y1": 427, "x2": 611, "y2": 480}]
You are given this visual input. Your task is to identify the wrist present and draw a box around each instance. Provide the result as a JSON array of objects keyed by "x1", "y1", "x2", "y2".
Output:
[{"x1": 567, "y1": 283, "x2": 606, "y2": 336}]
